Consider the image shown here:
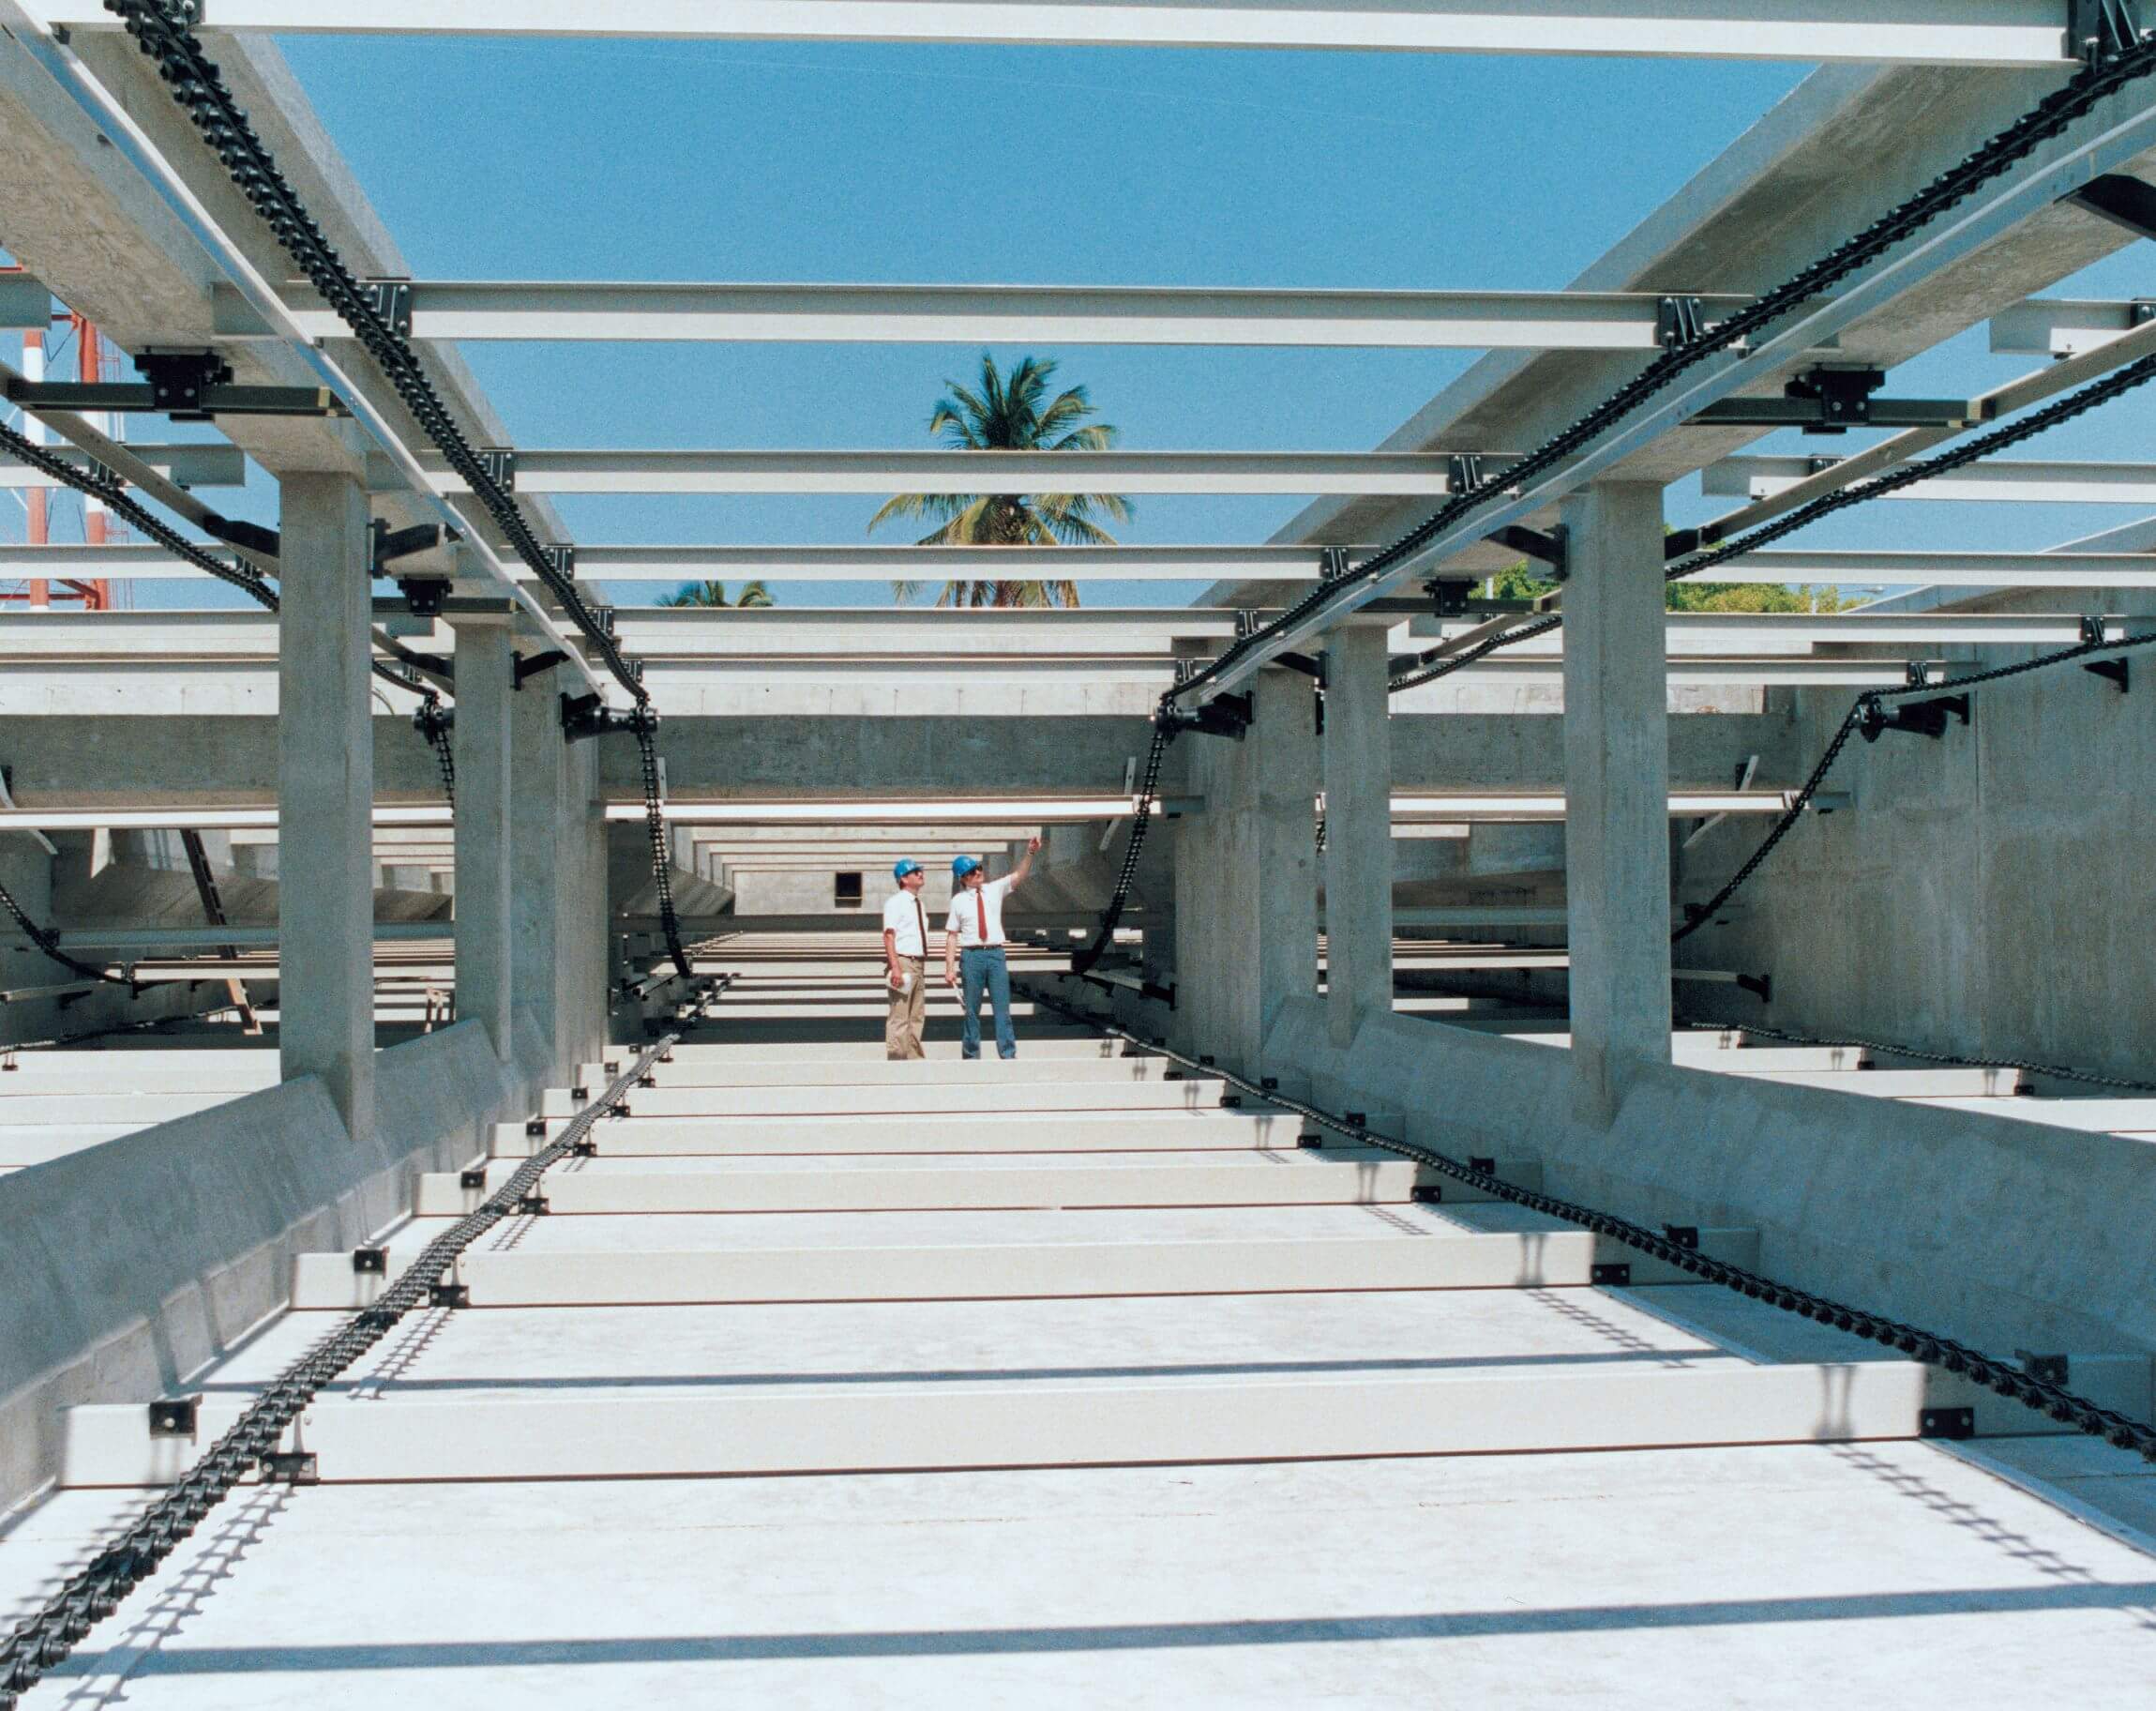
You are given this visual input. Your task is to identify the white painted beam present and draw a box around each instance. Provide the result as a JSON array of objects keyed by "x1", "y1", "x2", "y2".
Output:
[
  {"x1": 1990, "y1": 296, "x2": 2156, "y2": 356},
  {"x1": 255, "y1": 280, "x2": 1756, "y2": 350},
  {"x1": 1689, "y1": 549, "x2": 2156, "y2": 587},
  {"x1": 508, "y1": 1108, "x2": 1293, "y2": 1153},
  {"x1": 33, "y1": 1, "x2": 2083, "y2": 67},
  {"x1": 0, "y1": 443, "x2": 246, "y2": 489},
  {"x1": 1702, "y1": 457, "x2": 2156, "y2": 506},
  {"x1": 422, "y1": 449, "x2": 1487, "y2": 496}
]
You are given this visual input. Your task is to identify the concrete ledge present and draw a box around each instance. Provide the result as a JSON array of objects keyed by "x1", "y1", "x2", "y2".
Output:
[
  {"x1": 0, "y1": 1020, "x2": 525, "y2": 1507},
  {"x1": 1263, "y1": 997, "x2": 2156, "y2": 1364}
]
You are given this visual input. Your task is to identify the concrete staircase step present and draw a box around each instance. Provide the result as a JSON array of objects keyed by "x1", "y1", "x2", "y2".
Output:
[{"x1": 581, "y1": 1055, "x2": 1173, "y2": 1088}]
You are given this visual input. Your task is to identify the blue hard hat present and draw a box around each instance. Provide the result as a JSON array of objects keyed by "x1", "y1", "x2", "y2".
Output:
[
  {"x1": 894, "y1": 859, "x2": 922, "y2": 879},
  {"x1": 952, "y1": 856, "x2": 982, "y2": 880}
]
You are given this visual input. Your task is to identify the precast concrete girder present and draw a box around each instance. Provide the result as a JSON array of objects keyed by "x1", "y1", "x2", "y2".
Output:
[
  {"x1": 30, "y1": 1, "x2": 2100, "y2": 68},
  {"x1": 1194, "y1": 68, "x2": 2156, "y2": 703},
  {"x1": 247, "y1": 280, "x2": 1760, "y2": 351}
]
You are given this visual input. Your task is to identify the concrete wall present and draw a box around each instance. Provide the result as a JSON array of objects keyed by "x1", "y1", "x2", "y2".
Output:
[
  {"x1": 1264, "y1": 998, "x2": 2156, "y2": 1370},
  {"x1": 0, "y1": 1018, "x2": 535, "y2": 1506},
  {"x1": 1675, "y1": 612, "x2": 2156, "y2": 1082}
]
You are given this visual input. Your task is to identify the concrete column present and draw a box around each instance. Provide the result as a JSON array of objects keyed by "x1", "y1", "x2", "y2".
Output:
[
  {"x1": 277, "y1": 472, "x2": 374, "y2": 1143},
  {"x1": 1173, "y1": 665, "x2": 1319, "y2": 1077},
  {"x1": 1321, "y1": 621, "x2": 1393, "y2": 1048},
  {"x1": 449, "y1": 613, "x2": 514, "y2": 1059},
  {"x1": 1560, "y1": 479, "x2": 1673, "y2": 1125},
  {"x1": 508, "y1": 676, "x2": 566, "y2": 1082},
  {"x1": 558, "y1": 735, "x2": 609, "y2": 1067}
]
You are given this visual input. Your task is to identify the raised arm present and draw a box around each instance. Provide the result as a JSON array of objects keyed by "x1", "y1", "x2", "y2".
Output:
[{"x1": 1009, "y1": 834, "x2": 1043, "y2": 889}]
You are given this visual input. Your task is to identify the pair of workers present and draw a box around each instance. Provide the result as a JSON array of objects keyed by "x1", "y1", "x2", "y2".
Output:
[{"x1": 882, "y1": 837, "x2": 1041, "y2": 1061}]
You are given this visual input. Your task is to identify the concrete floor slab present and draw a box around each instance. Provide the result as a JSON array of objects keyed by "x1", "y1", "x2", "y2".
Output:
[{"x1": 18, "y1": 1448, "x2": 2156, "y2": 1706}]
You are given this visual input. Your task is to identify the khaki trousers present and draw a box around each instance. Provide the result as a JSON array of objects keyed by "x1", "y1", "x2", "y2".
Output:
[{"x1": 885, "y1": 956, "x2": 927, "y2": 1059}]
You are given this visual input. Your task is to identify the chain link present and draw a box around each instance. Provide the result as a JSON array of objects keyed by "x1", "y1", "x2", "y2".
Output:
[
  {"x1": 1071, "y1": 719, "x2": 1172, "y2": 976},
  {"x1": 1022, "y1": 983, "x2": 2156, "y2": 1465},
  {"x1": 634, "y1": 716, "x2": 691, "y2": 979},
  {"x1": 414, "y1": 693, "x2": 456, "y2": 809},
  {"x1": 0, "y1": 1003, "x2": 728, "y2": 1711},
  {"x1": 1178, "y1": 29, "x2": 2156, "y2": 714}
]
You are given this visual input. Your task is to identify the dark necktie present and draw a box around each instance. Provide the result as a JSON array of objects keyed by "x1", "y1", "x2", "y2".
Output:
[{"x1": 977, "y1": 888, "x2": 988, "y2": 944}]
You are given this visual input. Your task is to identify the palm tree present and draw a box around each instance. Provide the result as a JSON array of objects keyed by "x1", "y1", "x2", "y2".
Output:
[
  {"x1": 869, "y1": 354, "x2": 1131, "y2": 608},
  {"x1": 658, "y1": 579, "x2": 774, "y2": 609}
]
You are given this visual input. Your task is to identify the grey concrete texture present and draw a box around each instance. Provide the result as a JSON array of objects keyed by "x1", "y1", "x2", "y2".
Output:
[
  {"x1": 1265, "y1": 997, "x2": 2156, "y2": 1373},
  {"x1": 0, "y1": 1018, "x2": 527, "y2": 1508},
  {"x1": 1173, "y1": 669, "x2": 1319, "y2": 1074},
  {"x1": 1676, "y1": 607, "x2": 2156, "y2": 1084}
]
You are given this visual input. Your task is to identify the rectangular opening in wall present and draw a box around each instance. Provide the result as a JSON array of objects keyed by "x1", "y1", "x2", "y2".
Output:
[{"x1": 834, "y1": 871, "x2": 864, "y2": 909}]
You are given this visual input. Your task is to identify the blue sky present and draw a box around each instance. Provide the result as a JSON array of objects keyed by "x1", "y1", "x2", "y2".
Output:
[{"x1": 10, "y1": 39, "x2": 2156, "y2": 607}]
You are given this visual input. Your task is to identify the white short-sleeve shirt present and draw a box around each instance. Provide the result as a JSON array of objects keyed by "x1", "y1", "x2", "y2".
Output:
[
  {"x1": 882, "y1": 888, "x2": 931, "y2": 957},
  {"x1": 945, "y1": 875, "x2": 1014, "y2": 948}
]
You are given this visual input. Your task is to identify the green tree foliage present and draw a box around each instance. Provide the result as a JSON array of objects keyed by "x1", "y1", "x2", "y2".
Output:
[
  {"x1": 1478, "y1": 561, "x2": 1852, "y2": 612},
  {"x1": 658, "y1": 580, "x2": 774, "y2": 608},
  {"x1": 869, "y1": 354, "x2": 1131, "y2": 608}
]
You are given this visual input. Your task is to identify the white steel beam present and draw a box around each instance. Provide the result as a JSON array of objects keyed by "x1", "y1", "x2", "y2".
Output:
[
  {"x1": 1180, "y1": 79, "x2": 2156, "y2": 704},
  {"x1": 0, "y1": 443, "x2": 246, "y2": 489},
  {"x1": 252, "y1": 280, "x2": 1756, "y2": 351},
  {"x1": 1990, "y1": 296, "x2": 2156, "y2": 356},
  {"x1": 1408, "y1": 611, "x2": 2133, "y2": 645},
  {"x1": 1685, "y1": 549, "x2": 2156, "y2": 586},
  {"x1": 1703, "y1": 457, "x2": 2156, "y2": 506},
  {"x1": 0, "y1": 541, "x2": 1356, "y2": 583},
  {"x1": 32, "y1": 2, "x2": 2085, "y2": 68},
  {"x1": 422, "y1": 449, "x2": 1489, "y2": 496}
]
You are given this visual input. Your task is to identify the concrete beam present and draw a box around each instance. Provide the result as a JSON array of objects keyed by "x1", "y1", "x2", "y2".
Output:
[
  {"x1": 1715, "y1": 550, "x2": 2156, "y2": 587},
  {"x1": 449, "y1": 614, "x2": 513, "y2": 1058},
  {"x1": 1321, "y1": 624, "x2": 1391, "y2": 1046},
  {"x1": 1703, "y1": 456, "x2": 2156, "y2": 505}
]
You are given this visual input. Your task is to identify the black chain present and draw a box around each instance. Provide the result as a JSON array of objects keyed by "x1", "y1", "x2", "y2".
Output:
[
  {"x1": 1021, "y1": 982, "x2": 2156, "y2": 1463},
  {"x1": 0, "y1": 418, "x2": 274, "y2": 609},
  {"x1": 0, "y1": 877, "x2": 130, "y2": 988},
  {"x1": 634, "y1": 716, "x2": 690, "y2": 978},
  {"x1": 1680, "y1": 1016, "x2": 2156, "y2": 1096},
  {"x1": 0, "y1": 1022, "x2": 701, "y2": 1711},
  {"x1": 102, "y1": 0, "x2": 692, "y2": 971},
  {"x1": 1070, "y1": 720, "x2": 1172, "y2": 976},
  {"x1": 414, "y1": 693, "x2": 456, "y2": 809},
  {"x1": 1674, "y1": 626, "x2": 2156, "y2": 942},
  {"x1": 1173, "y1": 28, "x2": 2156, "y2": 715}
]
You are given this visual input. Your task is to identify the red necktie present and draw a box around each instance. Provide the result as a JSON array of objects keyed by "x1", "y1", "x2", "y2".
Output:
[{"x1": 977, "y1": 888, "x2": 988, "y2": 944}]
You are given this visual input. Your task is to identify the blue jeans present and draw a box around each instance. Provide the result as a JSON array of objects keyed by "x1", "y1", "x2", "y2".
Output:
[{"x1": 958, "y1": 946, "x2": 1017, "y2": 1059}]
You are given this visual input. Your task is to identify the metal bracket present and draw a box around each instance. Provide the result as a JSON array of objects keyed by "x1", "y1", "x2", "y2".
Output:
[
  {"x1": 1317, "y1": 546, "x2": 1351, "y2": 583},
  {"x1": 362, "y1": 278, "x2": 413, "y2": 339},
  {"x1": 1485, "y1": 523, "x2": 1568, "y2": 580},
  {"x1": 524, "y1": 1116, "x2": 548, "y2": 1137},
  {"x1": 2070, "y1": 0, "x2": 2147, "y2": 67},
  {"x1": 2063, "y1": 172, "x2": 2156, "y2": 241},
  {"x1": 2017, "y1": 1351, "x2": 2071, "y2": 1385},
  {"x1": 1781, "y1": 365, "x2": 1886, "y2": 433},
  {"x1": 560, "y1": 692, "x2": 658, "y2": 743},
  {"x1": 567, "y1": 1136, "x2": 598, "y2": 1158},
  {"x1": 203, "y1": 512, "x2": 279, "y2": 558},
  {"x1": 1164, "y1": 677, "x2": 1251, "y2": 741},
  {"x1": 1219, "y1": 1093, "x2": 1244, "y2": 1109},
  {"x1": 1424, "y1": 577, "x2": 1478, "y2": 618},
  {"x1": 131, "y1": 349, "x2": 233, "y2": 418},
  {"x1": 459, "y1": 1166, "x2": 487, "y2": 1189},
  {"x1": 513, "y1": 647, "x2": 568, "y2": 689},
  {"x1": 476, "y1": 447, "x2": 517, "y2": 492},
  {"x1": 1656, "y1": 295, "x2": 1706, "y2": 349},
  {"x1": 1469, "y1": 1156, "x2": 1496, "y2": 1176},
  {"x1": 1445, "y1": 453, "x2": 1485, "y2": 494},
  {"x1": 1663, "y1": 1224, "x2": 1700, "y2": 1250},
  {"x1": 541, "y1": 544, "x2": 576, "y2": 583},
  {"x1": 371, "y1": 520, "x2": 448, "y2": 572},
  {"x1": 429, "y1": 1280, "x2": 471, "y2": 1310},
  {"x1": 2080, "y1": 617, "x2": 2130, "y2": 691},
  {"x1": 515, "y1": 1191, "x2": 550, "y2": 1217},
  {"x1": 147, "y1": 1397, "x2": 199, "y2": 1438},
  {"x1": 1298, "y1": 1132, "x2": 1324, "y2": 1149},
  {"x1": 1736, "y1": 972, "x2": 1773, "y2": 1003},
  {"x1": 1591, "y1": 1263, "x2": 1633, "y2": 1287},
  {"x1": 352, "y1": 1246, "x2": 388, "y2": 1276},
  {"x1": 1920, "y1": 1406, "x2": 1976, "y2": 1440},
  {"x1": 1410, "y1": 1184, "x2": 1443, "y2": 1204},
  {"x1": 263, "y1": 1451, "x2": 321, "y2": 1485},
  {"x1": 1860, "y1": 694, "x2": 1970, "y2": 742}
]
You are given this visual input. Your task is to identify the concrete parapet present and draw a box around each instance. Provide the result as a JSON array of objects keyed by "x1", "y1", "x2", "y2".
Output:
[
  {"x1": 1263, "y1": 996, "x2": 2156, "y2": 1373},
  {"x1": 0, "y1": 1019, "x2": 524, "y2": 1507}
]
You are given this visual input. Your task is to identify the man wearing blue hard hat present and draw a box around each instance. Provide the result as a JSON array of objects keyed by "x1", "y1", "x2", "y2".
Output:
[
  {"x1": 881, "y1": 857, "x2": 932, "y2": 1060},
  {"x1": 942, "y1": 836, "x2": 1042, "y2": 1059}
]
